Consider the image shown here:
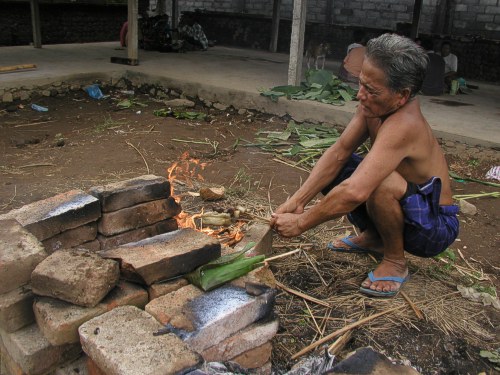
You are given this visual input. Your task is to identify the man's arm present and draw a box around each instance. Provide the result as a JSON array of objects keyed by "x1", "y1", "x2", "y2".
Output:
[
  {"x1": 271, "y1": 106, "x2": 369, "y2": 217},
  {"x1": 296, "y1": 116, "x2": 412, "y2": 232}
]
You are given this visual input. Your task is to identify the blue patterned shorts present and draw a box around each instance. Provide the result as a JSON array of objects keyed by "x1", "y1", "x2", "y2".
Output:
[{"x1": 321, "y1": 154, "x2": 459, "y2": 257}]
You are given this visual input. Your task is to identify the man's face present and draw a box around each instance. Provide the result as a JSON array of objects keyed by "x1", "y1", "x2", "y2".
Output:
[
  {"x1": 441, "y1": 44, "x2": 450, "y2": 57},
  {"x1": 356, "y1": 58, "x2": 405, "y2": 118}
]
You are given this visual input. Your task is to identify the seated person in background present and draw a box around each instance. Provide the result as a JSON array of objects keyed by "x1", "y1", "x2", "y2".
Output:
[
  {"x1": 420, "y1": 39, "x2": 445, "y2": 96},
  {"x1": 439, "y1": 41, "x2": 458, "y2": 91},
  {"x1": 179, "y1": 13, "x2": 209, "y2": 51},
  {"x1": 338, "y1": 31, "x2": 368, "y2": 84}
]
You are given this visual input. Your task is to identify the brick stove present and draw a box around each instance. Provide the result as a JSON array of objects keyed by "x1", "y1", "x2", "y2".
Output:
[{"x1": 0, "y1": 175, "x2": 277, "y2": 375}]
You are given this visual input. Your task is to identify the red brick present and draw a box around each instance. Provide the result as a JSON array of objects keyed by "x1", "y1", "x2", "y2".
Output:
[
  {"x1": 88, "y1": 175, "x2": 171, "y2": 212},
  {"x1": 0, "y1": 190, "x2": 101, "y2": 241},
  {"x1": 230, "y1": 342, "x2": 272, "y2": 369},
  {"x1": 97, "y1": 197, "x2": 181, "y2": 236},
  {"x1": 148, "y1": 278, "x2": 189, "y2": 300},
  {"x1": 98, "y1": 219, "x2": 177, "y2": 250},
  {"x1": 99, "y1": 228, "x2": 220, "y2": 285},
  {"x1": 0, "y1": 286, "x2": 35, "y2": 333},
  {"x1": 0, "y1": 220, "x2": 47, "y2": 294},
  {"x1": 42, "y1": 222, "x2": 97, "y2": 253}
]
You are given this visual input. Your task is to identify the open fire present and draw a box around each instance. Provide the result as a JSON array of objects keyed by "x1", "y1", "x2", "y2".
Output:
[{"x1": 167, "y1": 152, "x2": 245, "y2": 247}]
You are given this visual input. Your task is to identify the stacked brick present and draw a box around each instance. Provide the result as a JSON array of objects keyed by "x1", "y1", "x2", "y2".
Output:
[
  {"x1": 0, "y1": 175, "x2": 278, "y2": 374},
  {"x1": 88, "y1": 174, "x2": 180, "y2": 250}
]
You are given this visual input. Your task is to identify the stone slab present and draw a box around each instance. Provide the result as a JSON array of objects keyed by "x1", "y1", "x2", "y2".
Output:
[
  {"x1": 78, "y1": 306, "x2": 202, "y2": 375},
  {"x1": 231, "y1": 342, "x2": 272, "y2": 370},
  {"x1": 42, "y1": 222, "x2": 97, "y2": 254},
  {"x1": 31, "y1": 249, "x2": 120, "y2": 307},
  {"x1": 0, "y1": 286, "x2": 35, "y2": 333},
  {"x1": 97, "y1": 197, "x2": 181, "y2": 236},
  {"x1": 99, "y1": 228, "x2": 221, "y2": 285},
  {"x1": 0, "y1": 219, "x2": 47, "y2": 294},
  {"x1": 145, "y1": 284, "x2": 276, "y2": 352},
  {"x1": 0, "y1": 324, "x2": 81, "y2": 375},
  {"x1": 34, "y1": 281, "x2": 148, "y2": 346},
  {"x1": 88, "y1": 175, "x2": 171, "y2": 213},
  {"x1": 201, "y1": 318, "x2": 278, "y2": 362},
  {"x1": 0, "y1": 190, "x2": 101, "y2": 241},
  {"x1": 148, "y1": 278, "x2": 189, "y2": 300},
  {"x1": 97, "y1": 219, "x2": 178, "y2": 250}
]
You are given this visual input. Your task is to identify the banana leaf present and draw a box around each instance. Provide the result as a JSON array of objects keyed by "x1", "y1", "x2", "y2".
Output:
[
  {"x1": 449, "y1": 171, "x2": 500, "y2": 187},
  {"x1": 185, "y1": 242, "x2": 264, "y2": 291}
]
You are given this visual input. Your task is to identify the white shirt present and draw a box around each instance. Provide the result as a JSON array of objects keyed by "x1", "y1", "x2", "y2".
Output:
[{"x1": 440, "y1": 53, "x2": 458, "y2": 74}]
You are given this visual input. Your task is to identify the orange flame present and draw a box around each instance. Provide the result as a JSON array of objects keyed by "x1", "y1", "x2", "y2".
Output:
[{"x1": 167, "y1": 153, "x2": 244, "y2": 246}]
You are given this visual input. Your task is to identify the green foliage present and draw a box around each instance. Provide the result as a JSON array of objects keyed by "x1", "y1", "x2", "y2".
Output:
[
  {"x1": 433, "y1": 248, "x2": 456, "y2": 262},
  {"x1": 93, "y1": 116, "x2": 126, "y2": 133},
  {"x1": 472, "y1": 284, "x2": 497, "y2": 297},
  {"x1": 153, "y1": 108, "x2": 207, "y2": 120},
  {"x1": 259, "y1": 69, "x2": 357, "y2": 105},
  {"x1": 116, "y1": 99, "x2": 148, "y2": 109},
  {"x1": 247, "y1": 120, "x2": 340, "y2": 169},
  {"x1": 479, "y1": 349, "x2": 500, "y2": 370},
  {"x1": 185, "y1": 242, "x2": 264, "y2": 291}
]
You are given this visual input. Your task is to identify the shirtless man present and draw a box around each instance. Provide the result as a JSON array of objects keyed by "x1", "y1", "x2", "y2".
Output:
[{"x1": 270, "y1": 34, "x2": 459, "y2": 298}]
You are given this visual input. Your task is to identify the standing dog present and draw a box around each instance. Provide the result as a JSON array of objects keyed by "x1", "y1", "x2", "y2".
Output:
[{"x1": 305, "y1": 41, "x2": 331, "y2": 70}]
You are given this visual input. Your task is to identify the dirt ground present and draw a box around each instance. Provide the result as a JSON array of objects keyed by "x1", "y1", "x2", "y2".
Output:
[{"x1": 0, "y1": 88, "x2": 499, "y2": 374}]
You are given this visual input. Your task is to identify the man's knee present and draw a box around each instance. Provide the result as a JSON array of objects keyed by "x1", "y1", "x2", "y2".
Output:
[{"x1": 369, "y1": 172, "x2": 408, "y2": 203}]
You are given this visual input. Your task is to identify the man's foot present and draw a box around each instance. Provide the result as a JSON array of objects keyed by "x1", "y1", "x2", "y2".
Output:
[
  {"x1": 360, "y1": 258, "x2": 409, "y2": 297},
  {"x1": 328, "y1": 233, "x2": 383, "y2": 255}
]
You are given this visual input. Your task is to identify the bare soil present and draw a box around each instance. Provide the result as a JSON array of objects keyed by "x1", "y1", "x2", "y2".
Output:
[{"x1": 1, "y1": 89, "x2": 499, "y2": 374}]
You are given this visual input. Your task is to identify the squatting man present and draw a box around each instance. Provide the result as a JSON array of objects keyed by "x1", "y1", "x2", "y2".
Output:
[{"x1": 270, "y1": 33, "x2": 459, "y2": 298}]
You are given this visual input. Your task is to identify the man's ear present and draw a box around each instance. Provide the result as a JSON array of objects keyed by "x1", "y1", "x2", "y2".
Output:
[{"x1": 399, "y1": 88, "x2": 411, "y2": 106}]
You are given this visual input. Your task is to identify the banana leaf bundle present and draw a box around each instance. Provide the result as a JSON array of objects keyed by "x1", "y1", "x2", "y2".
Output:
[{"x1": 186, "y1": 242, "x2": 264, "y2": 291}]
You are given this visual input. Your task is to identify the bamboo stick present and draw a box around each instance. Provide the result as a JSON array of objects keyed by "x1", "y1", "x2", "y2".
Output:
[
  {"x1": 400, "y1": 291, "x2": 424, "y2": 320},
  {"x1": 328, "y1": 331, "x2": 352, "y2": 355},
  {"x1": 275, "y1": 281, "x2": 331, "y2": 308},
  {"x1": 265, "y1": 249, "x2": 301, "y2": 262},
  {"x1": 291, "y1": 305, "x2": 405, "y2": 359}
]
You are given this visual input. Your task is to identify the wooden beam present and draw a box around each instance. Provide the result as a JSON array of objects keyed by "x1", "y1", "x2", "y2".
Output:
[
  {"x1": 127, "y1": 0, "x2": 138, "y2": 62},
  {"x1": 0, "y1": 64, "x2": 37, "y2": 73},
  {"x1": 269, "y1": 0, "x2": 282, "y2": 52},
  {"x1": 410, "y1": 0, "x2": 423, "y2": 39},
  {"x1": 30, "y1": 0, "x2": 42, "y2": 48},
  {"x1": 288, "y1": 0, "x2": 307, "y2": 86}
]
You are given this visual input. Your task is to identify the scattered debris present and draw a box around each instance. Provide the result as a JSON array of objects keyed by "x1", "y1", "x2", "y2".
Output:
[
  {"x1": 457, "y1": 285, "x2": 500, "y2": 309},
  {"x1": 154, "y1": 108, "x2": 207, "y2": 120},
  {"x1": 458, "y1": 199, "x2": 477, "y2": 215},
  {"x1": 117, "y1": 98, "x2": 148, "y2": 109},
  {"x1": 200, "y1": 186, "x2": 225, "y2": 201},
  {"x1": 31, "y1": 103, "x2": 48, "y2": 112},
  {"x1": 83, "y1": 84, "x2": 107, "y2": 100},
  {"x1": 485, "y1": 166, "x2": 500, "y2": 181}
]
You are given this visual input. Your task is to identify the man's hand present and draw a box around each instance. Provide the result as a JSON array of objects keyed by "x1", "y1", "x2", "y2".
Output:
[
  {"x1": 270, "y1": 212, "x2": 304, "y2": 238},
  {"x1": 273, "y1": 199, "x2": 305, "y2": 215}
]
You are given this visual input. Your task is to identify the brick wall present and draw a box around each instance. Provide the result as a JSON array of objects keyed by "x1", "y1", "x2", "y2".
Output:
[
  {"x1": 172, "y1": 0, "x2": 500, "y2": 40},
  {"x1": 1, "y1": 1, "x2": 498, "y2": 81},
  {"x1": 0, "y1": 2, "x2": 126, "y2": 46}
]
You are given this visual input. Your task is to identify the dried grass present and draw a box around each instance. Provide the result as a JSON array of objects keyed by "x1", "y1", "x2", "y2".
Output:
[{"x1": 173, "y1": 182, "x2": 497, "y2": 371}]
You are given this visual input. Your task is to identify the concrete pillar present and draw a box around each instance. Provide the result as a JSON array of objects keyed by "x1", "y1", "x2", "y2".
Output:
[
  {"x1": 30, "y1": 0, "x2": 42, "y2": 48},
  {"x1": 288, "y1": 0, "x2": 307, "y2": 86},
  {"x1": 171, "y1": 0, "x2": 179, "y2": 41},
  {"x1": 410, "y1": 0, "x2": 423, "y2": 39},
  {"x1": 127, "y1": 0, "x2": 139, "y2": 61},
  {"x1": 269, "y1": 0, "x2": 282, "y2": 52}
]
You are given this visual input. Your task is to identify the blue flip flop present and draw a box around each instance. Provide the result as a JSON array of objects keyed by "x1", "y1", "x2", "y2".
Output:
[
  {"x1": 359, "y1": 271, "x2": 410, "y2": 298},
  {"x1": 327, "y1": 236, "x2": 380, "y2": 256}
]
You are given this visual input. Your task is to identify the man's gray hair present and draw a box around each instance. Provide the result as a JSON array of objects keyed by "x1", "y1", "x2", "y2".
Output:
[{"x1": 366, "y1": 33, "x2": 428, "y2": 98}]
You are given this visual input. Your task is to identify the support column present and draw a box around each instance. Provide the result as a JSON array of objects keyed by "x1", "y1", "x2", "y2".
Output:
[
  {"x1": 30, "y1": 0, "x2": 42, "y2": 48},
  {"x1": 410, "y1": 0, "x2": 423, "y2": 39},
  {"x1": 171, "y1": 0, "x2": 179, "y2": 41},
  {"x1": 269, "y1": 0, "x2": 281, "y2": 52},
  {"x1": 288, "y1": 0, "x2": 307, "y2": 86},
  {"x1": 127, "y1": 0, "x2": 139, "y2": 63}
]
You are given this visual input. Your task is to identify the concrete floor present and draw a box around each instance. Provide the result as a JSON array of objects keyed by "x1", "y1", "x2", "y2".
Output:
[{"x1": 1, "y1": 42, "x2": 499, "y2": 147}]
